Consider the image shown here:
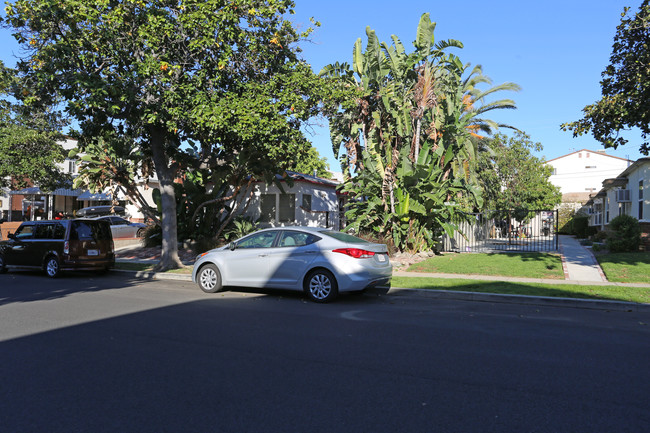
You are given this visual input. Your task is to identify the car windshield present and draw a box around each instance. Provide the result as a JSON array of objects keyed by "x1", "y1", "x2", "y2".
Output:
[{"x1": 319, "y1": 231, "x2": 369, "y2": 244}]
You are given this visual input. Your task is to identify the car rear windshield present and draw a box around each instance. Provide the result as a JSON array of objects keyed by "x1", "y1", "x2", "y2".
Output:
[
  {"x1": 319, "y1": 231, "x2": 369, "y2": 244},
  {"x1": 71, "y1": 221, "x2": 111, "y2": 241}
]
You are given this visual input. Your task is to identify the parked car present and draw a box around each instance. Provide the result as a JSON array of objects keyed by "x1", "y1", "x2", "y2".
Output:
[
  {"x1": 0, "y1": 219, "x2": 115, "y2": 277},
  {"x1": 92, "y1": 216, "x2": 147, "y2": 239},
  {"x1": 75, "y1": 205, "x2": 126, "y2": 218},
  {"x1": 192, "y1": 226, "x2": 392, "y2": 302}
]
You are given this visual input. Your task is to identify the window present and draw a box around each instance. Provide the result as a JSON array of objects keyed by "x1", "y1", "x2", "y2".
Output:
[
  {"x1": 67, "y1": 159, "x2": 76, "y2": 174},
  {"x1": 260, "y1": 194, "x2": 276, "y2": 223},
  {"x1": 236, "y1": 231, "x2": 278, "y2": 249},
  {"x1": 278, "y1": 194, "x2": 295, "y2": 223},
  {"x1": 35, "y1": 224, "x2": 54, "y2": 239},
  {"x1": 606, "y1": 198, "x2": 610, "y2": 223},
  {"x1": 640, "y1": 180, "x2": 644, "y2": 220},
  {"x1": 278, "y1": 230, "x2": 319, "y2": 247},
  {"x1": 302, "y1": 194, "x2": 312, "y2": 212},
  {"x1": 578, "y1": 153, "x2": 582, "y2": 158},
  {"x1": 14, "y1": 225, "x2": 34, "y2": 239}
]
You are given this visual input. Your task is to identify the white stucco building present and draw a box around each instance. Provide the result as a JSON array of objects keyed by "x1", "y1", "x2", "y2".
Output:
[
  {"x1": 546, "y1": 149, "x2": 632, "y2": 202},
  {"x1": 242, "y1": 172, "x2": 343, "y2": 230}
]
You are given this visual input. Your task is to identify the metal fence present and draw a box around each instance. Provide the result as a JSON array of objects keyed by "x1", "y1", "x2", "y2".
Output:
[{"x1": 442, "y1": 210, "x2": 558, "y2": 253}]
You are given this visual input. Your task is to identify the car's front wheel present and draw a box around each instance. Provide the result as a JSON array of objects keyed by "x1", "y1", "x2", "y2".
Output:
[
  {"x1": 44, "y1": 256, "x2": 60, "y2": 278},
  {"x1": 304, "y1": 269, "x2": 338, "y2": 303},
  {"x1": 197, "y1": 264, "x2": 223, "y2": 293}
]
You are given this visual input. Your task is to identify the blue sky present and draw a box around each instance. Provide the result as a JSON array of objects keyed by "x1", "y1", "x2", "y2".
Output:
[
  {"x1": 1, "y1": 0, "x2": 646, "y2": 169},
  {"x1": 288, "y1": 0, "x2": 646, "y2": 168}
]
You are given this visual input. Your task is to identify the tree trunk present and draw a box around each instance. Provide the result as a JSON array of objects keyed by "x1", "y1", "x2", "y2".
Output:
[{"x1": 149, "y1": 126, "x2": 183, "y2": 271}]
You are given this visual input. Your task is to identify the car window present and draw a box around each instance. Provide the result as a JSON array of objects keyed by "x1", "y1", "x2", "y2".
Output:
[
  {"x1": 319, "y1": 231, "x2": 370, "y2": 244},
  {"x1": 113, "y1": 217, "x2": 128, "y2": 225},
  {"x1": 236, "y1": 231, "x2": 278, "y2": 249},
  {"x1": 278, "y1": 231, "x2": 320, "y2": 247},
  {"x1": 14, "y1": 225, "x2": 34, "y2": 239},
  {"x1": 34, "y1": 224, "x2": 54, "y2": 239},
  {"x1": 53, "y1": 222, "x2": 66, "y2": 239},
  {"x1": 71, "y1": 221, "x2": 112, "y2": 241}
]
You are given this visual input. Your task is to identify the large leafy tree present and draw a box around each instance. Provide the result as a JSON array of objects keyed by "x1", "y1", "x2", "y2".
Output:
[
  {"x1": 0, "y1": 61, "x2": 69, "y2": 191},
  {"x1": 3, "y1": 0, "x2": 328, "y2": 269},
  {"x1": 321, "y1": 14, "x2": 519, "y2": 251},
  {"x1": 562, "y1": 1, "x2": 650, "y2": 154},
  {"x1": 478, "y1": 133, "x2": 561, "y2": 212}
]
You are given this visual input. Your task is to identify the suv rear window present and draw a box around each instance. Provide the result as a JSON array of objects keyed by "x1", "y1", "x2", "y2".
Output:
[{"x1": 71, "y1": 221, "x2": 111, "y2": 241}]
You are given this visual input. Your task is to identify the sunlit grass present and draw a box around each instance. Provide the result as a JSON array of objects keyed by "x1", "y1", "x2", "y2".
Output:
[
  {"x1": 406, "y1": 252, "x2": 564, "y2": 279},
  {"x1": 596, "y1": 252, "x2": 650, "y2": 283}
]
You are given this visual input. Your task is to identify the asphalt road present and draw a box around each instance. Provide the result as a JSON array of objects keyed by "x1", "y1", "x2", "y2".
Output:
[{"x1": 1, "y1": 272, "x2": 648, "y2": 433}]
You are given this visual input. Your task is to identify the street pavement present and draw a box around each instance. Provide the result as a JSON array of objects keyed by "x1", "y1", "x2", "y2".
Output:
[
  {"x1": 115, "y1": 234, "x2": 650, "y2": 312},
  {"x1": 1, "y1": 274, "x2": 648, "y2": 433}
]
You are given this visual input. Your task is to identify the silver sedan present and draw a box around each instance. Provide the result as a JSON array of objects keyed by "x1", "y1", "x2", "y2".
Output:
[{"x1": 192, "y1": 227, "x2": 392, "y2": 302}]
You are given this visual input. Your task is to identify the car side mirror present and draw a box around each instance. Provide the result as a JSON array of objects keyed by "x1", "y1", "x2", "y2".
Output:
[
  {"x1": 8, "y1": 232, "x2": 16, "y2": 240},
  {"x1": 229, "y1": 242, "x2": 237, "y2": 251}
]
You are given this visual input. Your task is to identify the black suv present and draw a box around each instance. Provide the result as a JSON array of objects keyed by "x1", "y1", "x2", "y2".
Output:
[{"x1": 0, "y1": 219, "x2": 115, "y2": 277}]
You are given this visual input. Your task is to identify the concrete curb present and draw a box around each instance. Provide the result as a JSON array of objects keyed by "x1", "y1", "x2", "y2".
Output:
[
  {"x1": 113, "y1": 269, "x2": 193, "y2": 282},
  {"x1": 386, "y1": 287, "x2": 650, "y2": 312}
]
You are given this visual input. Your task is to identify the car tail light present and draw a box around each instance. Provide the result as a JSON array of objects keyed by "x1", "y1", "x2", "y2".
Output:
[
  {"x1": 333, "y1": 248, "x2": 376, "y2": 259},
  {"x1": 63, "y1": 241, "x2": 69, "y2": 255}
]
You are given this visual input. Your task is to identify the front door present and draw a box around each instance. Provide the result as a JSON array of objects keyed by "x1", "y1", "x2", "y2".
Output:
[{"x1": 225, "y1": 230, "x2": 279, "y2": 287}]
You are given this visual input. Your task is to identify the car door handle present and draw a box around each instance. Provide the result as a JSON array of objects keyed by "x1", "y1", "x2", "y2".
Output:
[
  {"x1": 258, "y1": 254, "x2": 268, "y2": 257},
  {"x1": 304, "y1": 251, "x2": 317, "y2": 254},
  {"x1": 12, "y1": 245, "x2": 25, "y2": 251}
]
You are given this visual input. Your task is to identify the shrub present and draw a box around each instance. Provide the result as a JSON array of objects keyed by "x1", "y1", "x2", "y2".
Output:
[
  {"x1": 572, "y1": 216, "x2": 590, "y2": 238},
  {"x1": 593, "y1": 230, "x2": 608, "y2": 242},
  {"x1": 606, "y1": 214, "x2": 641, "y2": 252},
  {"x1": 223, "y1": 216, "x2": 259, "y2": 243},
  {"x1": 142, "y1": 224, "x2": 162, "y2": 247}
]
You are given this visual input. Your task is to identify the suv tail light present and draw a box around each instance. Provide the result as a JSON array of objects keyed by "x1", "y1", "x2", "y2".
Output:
[
  {"x1": 333, "y1": 248, "x2": 376, "y2": 259},
  {"x1": 63, "y1": 241, "x2": 69, "y2": 255}
]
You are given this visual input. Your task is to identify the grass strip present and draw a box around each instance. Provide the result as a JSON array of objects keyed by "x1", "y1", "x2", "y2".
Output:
[
  {"x1": 391, "y1": 276, "x2": 650, "y2": 305},
  {"x1": 596, "y1": 252, "x2": 650, "y2": 284},
  {"x1": 407, "y1": 252, "x2": 564, "y2": 279}
]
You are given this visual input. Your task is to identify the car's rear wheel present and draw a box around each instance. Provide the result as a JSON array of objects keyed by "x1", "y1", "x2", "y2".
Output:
[
  {"x1": 44, "y1": 256, "x2": 60, "y2": 278},
  {"x1": 304, "y1": 269, "x2": 338, "y2": 303},
  {"x1": 136, "y1": 228, "x2": 144, "y2": 238},
  {"x1": 197, "y1": 264, "x2": 223, "y2": 293},
  {"x1": 0, "y1": 254, "x2": 7, "y2": 274}
]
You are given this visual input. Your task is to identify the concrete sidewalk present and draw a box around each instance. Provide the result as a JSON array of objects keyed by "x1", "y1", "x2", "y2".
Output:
[{"x1": 558, "y1": 235, "x2": 607, "y2": 282}]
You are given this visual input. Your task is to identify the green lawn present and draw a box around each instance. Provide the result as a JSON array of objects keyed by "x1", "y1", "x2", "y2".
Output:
[
  {"x1": 391, "y1": 276, "x2": 650, "y2": 305},
  {"x1": 406, "y1": 252, "x2": 564, "y2": 279},
  {"x1": 596, "y1": 252, "x2": 650, "y2": 284}
]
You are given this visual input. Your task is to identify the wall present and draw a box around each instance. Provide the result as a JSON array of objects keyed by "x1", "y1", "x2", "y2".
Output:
[
  {"x1": 242, "y1": 181, "x2": 340, "y2": 230},
  {"x1": 547, "y1": 150, "x2": 631, "y2": 195}
]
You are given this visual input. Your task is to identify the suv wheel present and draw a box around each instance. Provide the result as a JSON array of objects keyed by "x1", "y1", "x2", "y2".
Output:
[{"x1": 45, "y1": 256, "x2": 61, "y2": 278}]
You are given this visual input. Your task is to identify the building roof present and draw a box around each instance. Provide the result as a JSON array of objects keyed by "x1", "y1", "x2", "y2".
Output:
[
  {"x1": 615, "y1": 157, "x2": 650, "y2": 178},
  {"x1": 545, "y1": 149, "x2": 632, "y2": 164},
  {"x1": 561, "y1": 192, "x2": 592, "y2": 203},
  {"x1": 602, "y1": 177, "x2": 629, "y2": 188},
  {"x1": 271, "y1": 171, "x2": 340, "y2": 188}
]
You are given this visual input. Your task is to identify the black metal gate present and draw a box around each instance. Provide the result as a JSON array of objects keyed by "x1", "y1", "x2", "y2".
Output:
[{"x1": 442, "y1": 210, "x2": 558, "y2": 253}]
